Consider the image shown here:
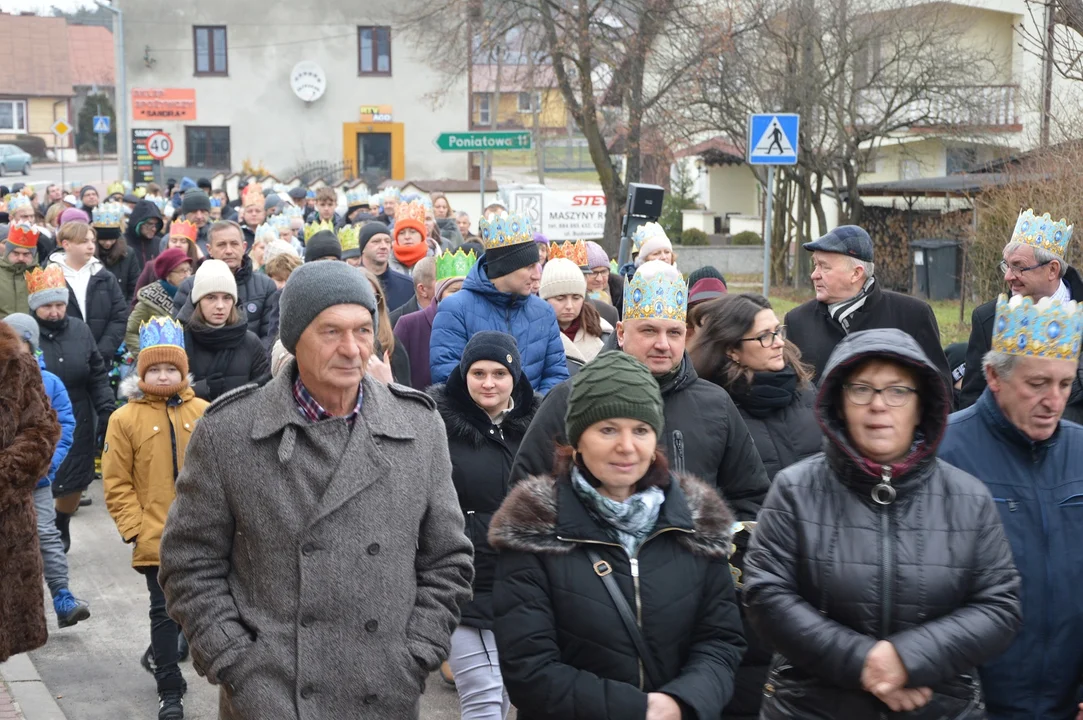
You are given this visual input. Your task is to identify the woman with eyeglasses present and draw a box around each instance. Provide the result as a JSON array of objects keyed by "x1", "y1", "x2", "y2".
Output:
[
  {"x1": 689, "y1": 293, "x2": 821, "y2": 481},
  {"x1": 742, "y1": 328, "x2": 1021, "y2": 720}
]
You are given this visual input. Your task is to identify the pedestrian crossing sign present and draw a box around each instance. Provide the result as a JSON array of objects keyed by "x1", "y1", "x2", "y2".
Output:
[
  {"x1": 93, "y1": 116, "x2": 110, "y2": 134},
  {"x1": 747, "y1": 114, "x2": 799, "y2": 165}
]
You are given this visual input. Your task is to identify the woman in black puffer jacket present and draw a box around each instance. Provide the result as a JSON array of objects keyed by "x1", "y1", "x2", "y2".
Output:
[
  {"x1": 428, "y1": 332, "x2": 540, "y2": 719},
  {"x1": 182, "y1": 259, "x2": 269, "y2": 402},
  {"x1": 743, "y1": 328, "x2": 1022, "y2": 720},
  {"x1": 94, "y1": 217, "x2": 142, "y2": 306}
]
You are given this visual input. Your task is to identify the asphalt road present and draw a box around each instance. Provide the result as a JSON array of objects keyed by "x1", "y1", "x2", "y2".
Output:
[{"x1": 28, "y1": 480, "x2": 468, "y2": 719}]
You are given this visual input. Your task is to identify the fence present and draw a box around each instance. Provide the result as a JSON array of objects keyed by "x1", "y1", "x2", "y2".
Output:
[
  {"x1": 278, "y1": 160, "x2": 355, "y2": 186},
  {"x1": 540, "y1": 139, "x2": 594, "y2": 172}
]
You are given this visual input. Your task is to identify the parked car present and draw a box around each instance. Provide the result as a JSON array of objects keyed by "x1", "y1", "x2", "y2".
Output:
[{"x1": 0, "y1": 145, "x2": 32, "y2": 176}]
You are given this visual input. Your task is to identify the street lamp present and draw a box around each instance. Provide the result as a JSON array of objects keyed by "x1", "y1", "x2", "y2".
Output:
[{"x1": 95, "y1": 1, "x2": 127, "y2": 184}]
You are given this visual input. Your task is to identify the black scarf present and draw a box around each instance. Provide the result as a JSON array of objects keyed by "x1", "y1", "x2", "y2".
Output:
[
  {"x1": 35, "y1": 315, "x2": 69, "y2": 334},
  {"x1": 728, "y1": 367, "x2": 798, "y2": 418},
  {"x1": 187, "y1": 318, "x2": 247, "y2": 351}
]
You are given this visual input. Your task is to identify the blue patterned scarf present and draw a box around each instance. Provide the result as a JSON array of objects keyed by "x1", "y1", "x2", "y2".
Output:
[{"x1": 570, "y1": 466, "x2": 665, "y2": 556}]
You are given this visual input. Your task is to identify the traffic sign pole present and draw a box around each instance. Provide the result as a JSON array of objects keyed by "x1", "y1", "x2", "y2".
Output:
[
  {"x1": 747, "y1": 113, "x2": 800, "y2": 296},
  {"x1": 763, "y1": 166, "x2": 774, "y2": 297},
  {"x1": 97, "y1": 106, "x2": 104, "y2": 182}
]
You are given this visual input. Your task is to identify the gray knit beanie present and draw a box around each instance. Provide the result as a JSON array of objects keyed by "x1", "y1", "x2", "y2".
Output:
[
  {"x1": 278, "y1": 262, "x2": 377, "y2": 353},
  {"x1": 565, "y1": 351, "x2": 664, "y2": 447},
  {"x1": 2, "y1": 312, "x2": 39, "y2": 352}
]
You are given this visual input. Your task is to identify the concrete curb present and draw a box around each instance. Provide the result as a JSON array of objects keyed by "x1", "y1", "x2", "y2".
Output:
[{"x1": 0, "y1": 655, "x2": 66, "y2": 720}]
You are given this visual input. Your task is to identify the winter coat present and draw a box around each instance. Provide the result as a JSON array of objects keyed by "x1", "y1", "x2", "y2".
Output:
[
  {"x1": 98, "y1": 239, "x2": 142, "y2": 306},
  {"x1": 103, "y1": 376, "x2": 209, "y2": 567},
  {"x1": 52, "y1": 256, "x2": 129, "y2": 361},
  {"x1": 385, "y1": 340, "x2": 411, "y2": 387},
  {"x1": 184, "y1": 317, "x2": 270, "y2": 402},
  {"x1": 37, "y1": 357, "x2": 75, "y2": 490},
  {"x1": 489, "y1": 471, "x2": 747, "y2": 720},
  {"x1": 158, "y1": 368, "x2": 474, "y2": 720},
  {"x1": 0, "y1": 324, "x2": 60, "y2": 663},
  {"x1": 0, "y1": 255, "x2": 31, "y2": 320},
  {"x1": 511, "y1": 349, "x2": 770, "y2": 521},
  {"x1": 393, "y1": 301, "x2": 438, "y2": 390},
  {"x1": 959, "y1": 265, "x2": 1083, "y2": 423},
  {"x1": 743, "y1": 328, "x2": 1022, "y2": 720},
  {"x1": 940, "y1": 389, "x2": 1083, "y2": 719},
  {"x1": 388, "y1": 295, "x2": 419, "y2": 329},
  {"x1": 607, "y1": 273, "x2": 624, "y2": 320},
  {"x1": 785, "y1": 280, "x2": 950, "y2": 388},
  {"x1": 559, "y1": 317, "x2": 612, "y2": 373},
  {"x1": 389, "y1": 244, "x2": 435, "y2": 278},
  {"x1": 125, "y1": 200, "x2": 165, "y2": 269},
  {"x1": 174, "y1": 255, "x2": 280, "y2": 343},
  {"x1": 125, "y1": 281, "x2": 176, "y2": 359},
  {"x1": 36, "y1": 315, "x2": 114, "y2": 498},
  {"x1": 429, "y1": 368, "x2": 540, "y2": 628},
  {"x1": 430, "y1": 259, "x2": 569, "y2": 393},
  {"x1": 435, "y1": 217, "x2": 464, "y2": 249}
]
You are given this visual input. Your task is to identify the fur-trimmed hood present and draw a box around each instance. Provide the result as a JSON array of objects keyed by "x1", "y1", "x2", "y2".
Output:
[
  {"x1": 489, "y1": 472, "x2": 735, "y2": 559},
  {"x1": 119, "y1": 372, "x2": 196, "y2": 401},
  {"x1": 428, "y1": 367, "x2": 541, "y2": 449}
]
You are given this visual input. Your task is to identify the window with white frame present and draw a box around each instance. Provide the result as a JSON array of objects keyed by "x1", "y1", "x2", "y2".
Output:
[
  {"x1": 518, "y1": 91, "x2": 541, "y2": 113},
  {"x1": 475, "y1": 93, "x2": 492, "y2": 125},
  {"x1": 0, "y1": 101, "x2": 27, "y2": 133}
]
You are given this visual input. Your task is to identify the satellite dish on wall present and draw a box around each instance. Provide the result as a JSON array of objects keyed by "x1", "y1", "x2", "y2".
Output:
[{"x1": 290, "y1": 61, "x2": 327, "y2": 103}]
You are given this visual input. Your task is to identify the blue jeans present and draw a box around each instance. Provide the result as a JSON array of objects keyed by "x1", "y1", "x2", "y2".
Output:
[
  {"x1": 447, "y1": 626, "x2": 509, "y2": 720},
  {"x1": 34, "y1": 484, "x2": 68, "y2": 597}
]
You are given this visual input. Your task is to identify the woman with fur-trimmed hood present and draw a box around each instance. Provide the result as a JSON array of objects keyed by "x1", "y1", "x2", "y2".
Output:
[{"x1": 489, "y1": 351, "x2": 746, "y2": 720}]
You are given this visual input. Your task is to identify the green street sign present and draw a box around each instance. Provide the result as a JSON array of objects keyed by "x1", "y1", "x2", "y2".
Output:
[{"x1": 435, "y1": 131, "x2": 532, "y2": 151}]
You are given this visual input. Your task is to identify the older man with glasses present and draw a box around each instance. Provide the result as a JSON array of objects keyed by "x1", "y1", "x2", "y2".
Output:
[{"x1": 959, "y1": 209, "x2": 1083, "y2": 417}]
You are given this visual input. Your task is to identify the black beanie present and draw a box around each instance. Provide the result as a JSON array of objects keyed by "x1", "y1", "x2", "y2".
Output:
[
  {"x1": 461, "y1": 241, "x2": 484, "y2": 257},
  {"x1": 181, "y1": 189, "x2": 212, "y2": 214},
  {"x1": 304, "y1": 230, "x2": 342, "y2": 263},
  {"x1": 359, "y1": 221, "x2": 391, "y2": 254},
  {"x1": 94, "y1": 226, "x2": 121, "y2": 241},
  {"x1": 687, "y1": 265, "x2": 727, "y2": 289},
  {"x1": 80, "y1": 184, "x2": 96, "y2": 200},
  {"x1": 485, "y1": 241, "x2": 539, "y2": 279},
  {"x1": 459, "y1": 331, "x2": 522, "y2": 383}
]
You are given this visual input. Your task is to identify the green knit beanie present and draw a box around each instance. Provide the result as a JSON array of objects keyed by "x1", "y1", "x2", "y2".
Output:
[{"x1": 565, "y1": 351, "x2": 665, "y2": 447}]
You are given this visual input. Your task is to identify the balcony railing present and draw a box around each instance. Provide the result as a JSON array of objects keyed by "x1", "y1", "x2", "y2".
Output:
[{"x1": 856, "y1": 84, "x2": 1019, "y2": 130}]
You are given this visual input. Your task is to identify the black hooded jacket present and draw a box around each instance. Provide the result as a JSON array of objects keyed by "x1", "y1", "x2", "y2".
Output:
[
  {"x1": 64, "y1": 266, "x2": 128, "y2": 361},
  {"x1": 124, "y1": 200, "x2": 165, "y2": 269},
  {"x1": 429, "y1": 368, "x2": 541, "y2": 628},
  {"x1": 742, "y1": 328, "x2": 1022, "y2": 720},
  {"x1": 97, "y1": 236, "x2": 142, "y2": 306}
]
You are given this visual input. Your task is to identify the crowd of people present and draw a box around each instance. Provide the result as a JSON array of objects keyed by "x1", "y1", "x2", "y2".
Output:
[{"x1": 1, "y1": 174, "x2": 1082, "y2": 720}]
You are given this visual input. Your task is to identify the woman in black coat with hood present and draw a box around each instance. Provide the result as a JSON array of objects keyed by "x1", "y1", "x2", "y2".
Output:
[
  {"x1": 123, "y1": 199, "x2": 165, "y2": 270},
  {"x1": 743, "y1": 328, "x2": 1021, "y2": 719},
  {"x1": 428, "y1": 331, "x2": 541, "y2": 719},
  {"x1": 182, "y1": 259, "x2": 269, "y2": 402}
]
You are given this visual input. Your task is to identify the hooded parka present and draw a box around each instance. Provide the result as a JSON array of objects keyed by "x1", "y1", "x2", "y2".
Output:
[
  {"x1": 743, "y1": 328, "x2": 1022, "y2": 720},
  {"x1": 125, "y1": 200, "x2": 165, "y2": 269},
  {"x1": 489, "y1": 472, "x2": 747, "y2": 720},
  {"x1": 103, "y1": 375, "x2": 209, "y2": 567},
  {"x1": 0, "y1": 254, "x2": 31, "y2": 320}
]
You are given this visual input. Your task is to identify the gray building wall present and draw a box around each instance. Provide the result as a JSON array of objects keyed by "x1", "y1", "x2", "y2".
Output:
[{"x1": 117, "y1": 0, "x2": 470, "y2": 180}]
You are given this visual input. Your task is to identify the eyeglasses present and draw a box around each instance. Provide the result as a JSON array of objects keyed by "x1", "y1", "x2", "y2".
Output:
[
  {"x1": 999, "y1": 259, "x2": 1051, "y2": 276},
  {"x1": 843, "y1": 383, "x2": 918, "y2": 407},
  {"x1": 740, "y1": 326, "x2": 787, "y2": 348}
]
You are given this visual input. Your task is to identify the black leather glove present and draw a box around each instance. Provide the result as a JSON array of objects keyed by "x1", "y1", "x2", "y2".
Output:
[
  {"x1": 206, "y1": 373, "x2": 226, "y2": 398},
  {"x1": 96, "y1": 416, "x2": 110, "y2": 452}
]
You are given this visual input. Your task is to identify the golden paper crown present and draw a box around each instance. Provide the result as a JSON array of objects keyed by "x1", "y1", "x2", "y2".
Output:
[
  {"x1": 992, "y1": 293, "x2": 1083, "y2": 361},
  {"x1": 396, "y1": 200, "x2": 428, "y2": 226},
  {"x1": 304, "y1": 219, "x2": 336, "y2": 241},
  {"x1": 338, "y1": 225, "x2": 360, "y2": 253},
  {"x1": 1010, "y1": 208, "x2": 1073, "y2": 259},
  {"x1": 549, "y1": 240, "x2": 588, "y2": 267},
  {"x1": 26, "y1": 265, "x2": 67, "y2": 295},
  {"x1": 623, "y1": 261, "x2": 688, "y2": 322},
  {"x1": 169, "y1": 220, "x2": 199, "y2": 242},
  {"x1": 479, "y1": 211, "x2": 534, "y2": 250},
  {"x1": 242, "y1": 184, "x2": 265, "y2": 209}
]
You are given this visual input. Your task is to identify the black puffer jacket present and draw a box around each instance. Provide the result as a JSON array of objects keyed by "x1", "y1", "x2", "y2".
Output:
[
  {"x1": 98, "y1": 239, "x2": 142, "y2": 306},
  {"x1": 184, "y1": 316, "x2": 271, "y2": 402},
  {"x1": 173, "y1": 255, "x2": 280, "y2": 344},
  {"x1": 124, "y1": 200, "x2": 164, "y2": 269},
  {"x1": 35, "y1": 315, "x2": 114, "y2": 497},
  {"x1": 510, "y1": 347, "x2": 770, "y2": 521},
  {"x1": 430, "y1": 367, "x2": 540, "y2": 628},
  {"x1": 743, "y1": 328, "x2": 1022, "y2": 720},
  {"x1": 64, "y1": 266, "x2": 129, "y2": 361},
  {"x1": 490, "y1": 472, "x2": 746, "y2": 720}
]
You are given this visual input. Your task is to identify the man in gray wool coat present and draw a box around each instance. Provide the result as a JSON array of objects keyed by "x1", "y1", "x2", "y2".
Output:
[{"x1": 159, "y1": 260, "x2": 474, "y2": 720}]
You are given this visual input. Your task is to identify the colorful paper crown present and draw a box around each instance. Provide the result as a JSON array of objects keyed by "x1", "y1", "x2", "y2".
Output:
[
  {"x1": 479, "y1": 211, "x2": 534, "y2": 250},
  {"x1": 169, "y1": 219, "x2": 199, "y2": 242},
  {"x1": 255, "y1": 222, "x2": 278, "y2": 244},
  {"x1": 1011, "y1": 208, "x2": 1073, "y2": 259},
  {"x1": 26, "y1": 265, "x2": 66, "y2": 295},
  {"x1": 549, "y1": 240, "x2": 588, "y2": 267},
  {"x1": 149, "y1": 196, "x2": 167, "y2": 212},
  {"x1": 396, "y1": 200, "x2": 428, "y2": 226},
  {"x1": 338, "y1": 225, "x2": 360, "y2": 253},
  {"x1": 623, "y1": 262, "x2": 688, "y2": 322},
  {"x1": 281, "y1": 204, "x2": 304, "y2": 221},
  {"x1": 382, "y1": 187, "x2": 401, "y2": 200},
  {"x1": 92, "y1": 202, "x2": 124, "y2": 228},
  {"x1": 242, "y1": 184, "x2": 265, "y2": 208},
  {"x1": 992, "y1": 293, "x2": 1083, "y2": 361},
  {"x1": 134, "y1": 187, "x2": 147, "y2": 199},
  {"x1": 632, "y1": 222, "x2": 668, "y2": 254},
  {"x1": 268, "y1": 213, "x2": 292, "y2": 232},
  {"x1": 7, "y1": 224, "x2": 38, "y2": 249},
  {"x1": 139, "y1": 316, "x2": 185, "y2": 353},
  {"x1": 436, "y1": 248, "x2": 478, "y2": 281},
  {"x1": 106, "y1": 181, "x2": 125, "y2": 197},
  {"x1": 304, "y1": 219, "x2": 336, "y2": 241},
  {"x1": 368, "y1": 194, "x2": 382, "y2": 209},
  {"x1": 7, "y1": 194, "x2": 31, "y2": 213},
  {"x1": 346, "y1": 188, "x2": 369, "y2": 208}
]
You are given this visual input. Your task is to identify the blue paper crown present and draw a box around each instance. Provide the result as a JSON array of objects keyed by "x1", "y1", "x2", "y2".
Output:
[
  {"x1": 992, "y1": 294, "x2": 1083, "y2": 361},
  {"x1": 368, "y1": 194, "x2": 382, "y2": 208},
  {"x1": 623, "y1": 264, "x2": 688, "y2": 322},
  {"x1": 631, "y1": 222, "x2": 667, "y2": 253},
  {"x1": 7, "y1": 194, "x2": 31, "y2": 213},
  {"x1": 479, "y1": 211, "x2": 534, "y2": 250},
  {"x1": 281, "y1": 204, "x2": 303, "y2": 221},
  {"x1": 346, "y1": 188, "x2": 369, "y2": 206},
  {"x1": 149, "y1": 196, "x2": 167, "y2": 212},
  {"x1": 92, "y1": 202, "x2": 123, "y2": 228},
  {"x1": 268, "y1": 214, "x2": 291, "y2": 231},
  {"x1": 1010, "y1": 208, "x2": 1073, "y2": 259},
  {"x1": 139, "y1": 317, "x2": 185, "y2": 353},
  {"x1": 255, "y1": 222, "x2": 279, "y2": 243},
  {"x1": 382, "y1": 187, "x2": 401, "y2": 200}
]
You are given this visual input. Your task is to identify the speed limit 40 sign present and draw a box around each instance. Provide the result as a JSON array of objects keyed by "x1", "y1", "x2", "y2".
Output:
[{"x1": 145, "y1": 131, "x2": 174, "y2": 160}]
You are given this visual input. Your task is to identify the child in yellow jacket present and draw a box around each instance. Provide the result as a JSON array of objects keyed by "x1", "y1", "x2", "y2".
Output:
[{"x1": 103, "y1": 317, "x2": 208, "y2": 720}]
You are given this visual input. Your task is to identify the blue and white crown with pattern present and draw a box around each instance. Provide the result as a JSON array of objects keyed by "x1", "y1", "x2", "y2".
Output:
[
  {"x1": 255, "y1": 223, "x2": 279, "y2": 244},
  {"x1": 992, "y1": 293, "x2": 1083, "y2": 361},
  {"x1": 623, "y1": 261, "x2": 688, "y2": 322},
  {"x1": 631, "y1": 222, "x2": 668, "y2": 253},
  {"x1": 281, "y1": 204, "x2": 303, "y2": 221},
  {"x1": 368, "y1": 194, "x2": 382, "y2": 209},
  {"x1": 1010, "y1": 208, "x2": 1073, "y2": 259},
  {"x1": 7, "y1": 194, "x2": 31, "y2": 213},
  {"x1": 479, "y1": 211, "x2": 534, "y2": 250},
  {"x1": 92, "y1": 202, "x2": 124, "y2": 228},
  {"x1": 382, "y1": 187, "x2": 401, "y2": 200},
  {"x1": 346, "y1": 188, "x2": 369, "y2": 207},
  {"x1": 268, "y1": 214, "x2": 291, "y2": 232},
  {"x1": 139, "y1": 316, "x2": 186, "y2": 353}
]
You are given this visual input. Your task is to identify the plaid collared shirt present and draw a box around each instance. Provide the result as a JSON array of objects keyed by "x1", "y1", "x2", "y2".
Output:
[{"x1": 292, "y1": 374, "x2": 363, "y2": 426}]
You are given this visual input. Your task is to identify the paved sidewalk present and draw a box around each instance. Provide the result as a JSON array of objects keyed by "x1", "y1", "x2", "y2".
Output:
[
  {"x1": 0, "y1": 654, "x2": 65, "y2": 720},
  {"x1": 0, "y1": 681, "x2": 22, "y2": 720}
]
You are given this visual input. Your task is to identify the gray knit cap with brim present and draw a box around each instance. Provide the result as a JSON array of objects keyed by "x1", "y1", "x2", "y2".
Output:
[
  {"x1": 29, "y1": 286, "x2": 69, "y2": 312},
  {"x1": 278, "y1": 261, "x2": 377, "y2": 354}
]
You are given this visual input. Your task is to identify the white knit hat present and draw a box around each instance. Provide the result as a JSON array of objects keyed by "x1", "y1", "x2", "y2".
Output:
[
  {"x1": 264, "y1": 239, "x2": 299, "y2": 263},
  {"x1": 540, "y1": 258, "x2": 587, "y2": 300},
  {"x1": 635, "y1": 229, "x2": 674, "y2": 267},
  {"x1": 191, "y1": 259, "x2": 238, "y2": 303}
]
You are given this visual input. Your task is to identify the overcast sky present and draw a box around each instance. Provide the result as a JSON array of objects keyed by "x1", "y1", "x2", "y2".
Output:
[{"x1": 0, "y1": 0, "x2": 95, "y2": 13}]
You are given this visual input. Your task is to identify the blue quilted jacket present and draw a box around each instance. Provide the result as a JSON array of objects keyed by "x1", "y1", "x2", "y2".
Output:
[
  {"x1": 430, "y1": 259, "x2": 568, "y2": 393},
  {"x1": 37, "y1": 354, "x2": 75, "y2": 489}
]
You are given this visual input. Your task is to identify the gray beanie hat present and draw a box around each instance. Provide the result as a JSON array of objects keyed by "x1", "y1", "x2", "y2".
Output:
[
  {"x1": 278, "y1": 262, "x2": 377, "y2": 353},
  {"x1": 2, "y1": 312, "x2": 39, "y2": 352}
]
